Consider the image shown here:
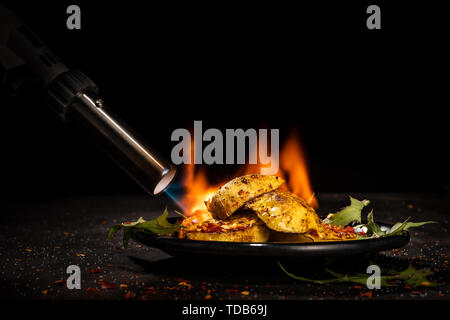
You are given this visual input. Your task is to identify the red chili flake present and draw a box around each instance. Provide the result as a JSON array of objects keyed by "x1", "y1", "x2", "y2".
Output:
[
  {"x1": 124, "y1": 291, "x2": 136, "y2": 299},
  {"x1": 52, "y1": 280, "x2": 65, "y2": 286},
  {"x1": 204, "y1": 294, "x2": 212, "y2": 300},
  {"x1": 309, "y1": 230, "x2": 318, "y2": 237},
  {"x1": 360, "y1": 291, "x2": 373, "y2": 299},
  {"x1": 85, "y1": 287, "x2": 102, "y2": 295},
  {"x1": 101, "y1": 281, "x2": 116, "y2": 289},
  {"x1": 142, "y1": 286, "x2": 157, "y2": 294},
  {"x1": 41, "y1": 289, "x2": 49, "y2": 295},
  {"x1": 353, "y1": 285, "x2": 362, "y2": 289},
  {"x1": 241, "y1": 290, "x2": 250, "y2": 296},
  {"x1": 120, "y1": 284, "x2": 128, "y2": 288},
  {"x1": 203, "y1": 223, "x2": 223, "y2": 233},
  {"x1": 345, "y1": 226, "x2": 354, "y2": 233},
  {"x1": 411, "y1": 291, "x2": 421, "y2": 295},
  {"x1": 89, "y1": 268, "x2": 103, "y2": 274},
  {"x1": 225, "y1": 288, "x2": 239, "y2": 293},
  {"x1": 178, "y1": 281, "x2": 192, "y2": 288}
]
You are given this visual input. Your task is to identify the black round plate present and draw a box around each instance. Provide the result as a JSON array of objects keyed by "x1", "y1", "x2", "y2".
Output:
[{"x1": 131, "y1": 218, "x2": 410, "y2": 258}]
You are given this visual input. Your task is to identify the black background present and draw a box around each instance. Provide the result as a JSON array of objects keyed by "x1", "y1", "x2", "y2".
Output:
[{"x1": 0, "y1": 0, "x2": 449, "y2": 199}]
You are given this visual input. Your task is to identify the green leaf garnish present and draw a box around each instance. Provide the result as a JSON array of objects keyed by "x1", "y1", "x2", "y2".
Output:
[
  {"x1": 323, "y1": 197, "x2": 436, "y2": 239},
  {"x1": 365, "y1": 209, "x2": 386, "y2": 237},
  {"x1": 388, "y1": 219, "x2": 436, "y2": 236},
  {"x1": 107, "y1": 207, "x2": 181, "y2": 248},
  {"x1": 324, "y1": 196, "x2": 370, "y2": 226},
  {"x1": 278, "y1": 261, "x2": 438, "y2": 287}
]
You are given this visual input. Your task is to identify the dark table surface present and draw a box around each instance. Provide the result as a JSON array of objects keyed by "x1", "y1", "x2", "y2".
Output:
[{"x1": 1, "y1": 193, "x2": 449, "y2": 300}]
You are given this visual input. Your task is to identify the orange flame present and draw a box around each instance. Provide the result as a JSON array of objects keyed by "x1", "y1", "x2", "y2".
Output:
[
  {"x1": 279, "y1": 133, "x2": 318, "y2": 208},
  {"x1": 180, "y1": 131, "x2": 317, "y2": 217}
]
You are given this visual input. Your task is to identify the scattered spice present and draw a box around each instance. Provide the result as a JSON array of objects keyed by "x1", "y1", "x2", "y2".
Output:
[
  {"x1": 241, "y1": 290, "x2": 250, "y2": 296},
  {"x1": 360, "y1": 291, "x2": 373, "y2": 299},
  {"x1": 41, "y1": 289, "x2": 48, "y2": 295},
  {"x1": 85, "y1": 287, "x2": 102, "y2": 295},
  {"x1": 204, "y1": 294, "x2": 212, "y2": 300},
  {"x1": 52, "y1": 280, "x2": 65, "y2": 286},
  {"x1": 89, "y1": 268, "x2": 103, "y2": 274},
  {"x1": 101, "y1": 281, "x2": 115, "y2": 289},
  {"x1": 178, "y1": 281, "x2": 192, "y2": 288},
  {"x1": 124, "y1": 291, "x2": 136, "y2": 299}
]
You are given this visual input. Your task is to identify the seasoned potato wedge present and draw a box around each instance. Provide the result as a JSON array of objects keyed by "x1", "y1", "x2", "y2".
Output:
[
  {"x1": 245, "y1": 190, "x2": 322, "y2": 233},
  {"x1": 184, "y1": 224, "x2": 270, "y2": 242},
  {"x1": 269, "y1": 230, "x2": 313, "y2": 243},
  {"x1": 206, "y1": 174, "x2": 285, "y2": 220},
  {"x1": 180, "y1": 211, "x2": 270, "y2": 242}
]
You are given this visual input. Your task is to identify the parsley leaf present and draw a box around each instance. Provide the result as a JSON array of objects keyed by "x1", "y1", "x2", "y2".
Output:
[
  {"x1": 324, "y1": 196, "x2": 370, "y2": 226},
  {"x1": 107, "y1": 208, "x2": 181, "y2": 248}
]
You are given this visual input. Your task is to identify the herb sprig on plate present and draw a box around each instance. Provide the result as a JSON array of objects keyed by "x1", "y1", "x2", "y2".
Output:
[
  {"x1": 324, "y1": 197, "x2": 436, "y2": 239},
  {"x1": 107, "y1": 208, "x2": 181, "y2": 248}
]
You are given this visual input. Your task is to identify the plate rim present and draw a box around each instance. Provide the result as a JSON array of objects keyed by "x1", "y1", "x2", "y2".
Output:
[{"x1": 130, "y1": 220, "x2": 410, "y2": 257}]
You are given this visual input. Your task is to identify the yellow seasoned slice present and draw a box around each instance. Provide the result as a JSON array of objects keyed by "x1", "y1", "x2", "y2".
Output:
[
  {"x1": 180, "y1": 211, "x2": 270, "y2": 242},
  {"x1": 206, "y1": 174, "x2": 285, "y2": 220},
  {"x1": 245, "y1": 190, "x2": 322, "y2": 234},
  {"x1": 184, "y1": 224, "x2": 270, "y2": 242},
  {"x1": 269, "y1": 230, "x2": 313, "y2": 243}
]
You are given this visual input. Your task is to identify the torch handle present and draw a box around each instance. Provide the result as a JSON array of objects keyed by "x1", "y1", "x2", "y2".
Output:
[
  {"x1": 0, "y1": 5, "x2": 177, "y2": 195},
  {"x1": 0, "y1": 5, "x2": 69, "y2": 88}
]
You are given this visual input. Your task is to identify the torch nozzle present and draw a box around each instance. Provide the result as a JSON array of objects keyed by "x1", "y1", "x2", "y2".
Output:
[{"x1": 70, "y1": 91, "x2": 176, "y2": 195}]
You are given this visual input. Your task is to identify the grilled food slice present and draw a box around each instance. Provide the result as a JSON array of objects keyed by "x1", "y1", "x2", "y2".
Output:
[
  {"x1": 269, "y1": 230, "x2": 313, "y2": 243},
  {"x1": 305, "y1": 224, "x2": 357, "y2": 241},
  {"x1": 245, "y1": 189, "x2": 322, "y2": 234},
  {"x1": 180, "y1": 212, "x2": 270, "y2": 242},
  {"x1": 206, "y1": 174, "x2": 285, "y2": 220},
  {"x1": 246, "y1": 190, "x2": 357, "y2": 241},
  {"x1": 184, "y1": 225, "x2": 270, "y2": 242}
]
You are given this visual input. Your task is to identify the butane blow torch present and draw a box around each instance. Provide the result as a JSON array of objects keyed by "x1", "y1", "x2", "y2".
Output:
[{"x1": 0, "y1": 5, "x2": 177, "y2": 195}]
